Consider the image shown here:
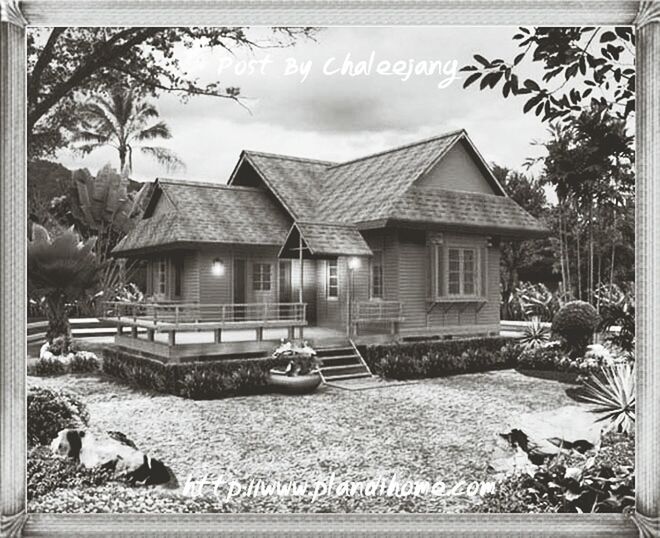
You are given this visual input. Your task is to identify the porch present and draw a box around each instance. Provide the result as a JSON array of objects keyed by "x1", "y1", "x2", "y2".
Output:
[{"x1": 101, "y1": 300, "x2": 404, "y2": 361}]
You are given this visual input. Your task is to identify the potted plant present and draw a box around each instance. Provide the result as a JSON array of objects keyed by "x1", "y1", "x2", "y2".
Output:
[{"x1": 268, "y1": 340, "x2": 322, "y2": 394}]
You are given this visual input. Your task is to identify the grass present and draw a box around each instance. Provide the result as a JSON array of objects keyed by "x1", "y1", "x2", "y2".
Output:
[{"x1": 28, "y1": 369, "x2": 574, "y2": 513}]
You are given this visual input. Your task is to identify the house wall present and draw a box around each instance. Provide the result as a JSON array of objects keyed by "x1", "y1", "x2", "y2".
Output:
[
  {"x1": 145, "y1": 251, "x2": 199, "y2": 302},
  {"x1": 394, "y1": 228, "x2": 500, "y2": 332},
  {"x1": 415, "y1": 140, "x2": 497, "y2": 195}
]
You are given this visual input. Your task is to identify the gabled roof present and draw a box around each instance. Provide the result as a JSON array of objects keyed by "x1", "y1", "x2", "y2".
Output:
[
  {"x1": 231, "y1": 151, "x2": 334, "y2": 221},
  {"x1": 387, "y1": 187, "x2": 548, "y2": 238},
  {"x1": 316, "y1": 130, "x2": 470, "y2": 224},
  {"x1": 279, "y1": 221, "x2": 373, "y2": 259},
  {"x1": 112, "y1": 179, "x2": 291, "y2": 255}
]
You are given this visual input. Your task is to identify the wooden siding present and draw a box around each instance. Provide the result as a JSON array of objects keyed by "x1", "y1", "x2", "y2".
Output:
[
  {"x1": 395, "y1": 229, "x2": 500, "y2": 331},
  {"x1": 415, "y1": 140, "x2": 495, "y2": 195}
]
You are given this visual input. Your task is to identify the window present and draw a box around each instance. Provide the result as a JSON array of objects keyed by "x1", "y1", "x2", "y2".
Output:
[
  {"x1": 253, "y1": 263, "x2": 272, "y2": 291},
  {"x1": 371, "y1": 250, "x2": 384, "y2": 299},
  {"x1": 156, "y1": 259, "x2": 167, "y2": 296},
  {"x1": 327, "y1": 259, "x2": 338, "y2": 298},
  {"x1": 436, "y1": 246, "x2": 480, "y2": 298}
]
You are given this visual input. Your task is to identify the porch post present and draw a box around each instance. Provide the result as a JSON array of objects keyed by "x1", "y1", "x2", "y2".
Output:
[{"x1": 298, "y1": 232, "x2": 304, "y2": 304}]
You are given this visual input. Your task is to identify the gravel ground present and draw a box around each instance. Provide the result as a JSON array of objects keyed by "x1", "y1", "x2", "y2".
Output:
[{"x1": 29, "y1": 369, "x2": 574, "y2": 513}]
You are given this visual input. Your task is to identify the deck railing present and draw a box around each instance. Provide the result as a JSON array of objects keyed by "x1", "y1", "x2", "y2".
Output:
[
  {"x1": 103, "y1": 301, "x2": 307, "y2": 326},
  {"x1": 352, "y1": 301, "x2": 404, "y2": 322}
]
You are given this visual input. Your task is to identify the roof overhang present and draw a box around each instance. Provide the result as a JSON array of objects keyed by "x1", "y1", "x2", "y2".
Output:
[{"x1": 278, "y1": 222, "x2": 373, "y2": 259}]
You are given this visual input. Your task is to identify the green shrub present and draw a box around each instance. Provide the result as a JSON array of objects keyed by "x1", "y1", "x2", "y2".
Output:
[
  {"x1": 103, "y1": 351, "x2": 288, "y2": 400},
  {"x1": 27, "y1": 385, "x2": 90, "y2": 447},
  {"x1": 32, "y1": 357, "x2": 67, "y2": 376},
  {"x1": 468, "y1": 433, "x2": 634, "y2": 513},
  {"x1": 551, "y1": 301, "x2": 600, "y2": 353},
  {"x1": 362, "y1": 337, "x2": 516, "y2": 380},
  {"x1": 27, "y1": 446, "x2": 113, "y2": 501},
  {"x1": 69, "y1": 351, "x2": 100, "y2": 373}
]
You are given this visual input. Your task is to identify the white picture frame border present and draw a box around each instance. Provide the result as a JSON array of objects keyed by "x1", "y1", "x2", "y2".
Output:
[{"x1": 1, "y1": 1, "x2": 658, "y2": 536}]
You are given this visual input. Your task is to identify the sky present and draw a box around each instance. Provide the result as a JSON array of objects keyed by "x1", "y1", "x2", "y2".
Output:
[{"x1": 56, "y1": 26, "x2": 554, "y2": 184}]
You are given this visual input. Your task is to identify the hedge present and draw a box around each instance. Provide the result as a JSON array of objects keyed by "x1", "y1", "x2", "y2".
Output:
[
  {"x1": 361, "y1": 337, "x2": 519, "y2": 380},
  {"x1": 102, "y1": 351, "x2": 288, "y2": 400}
]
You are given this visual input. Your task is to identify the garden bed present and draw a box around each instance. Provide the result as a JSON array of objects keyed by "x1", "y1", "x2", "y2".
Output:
[{"x1": 28, "y1": 368, "x2": 576, "y2": 513}]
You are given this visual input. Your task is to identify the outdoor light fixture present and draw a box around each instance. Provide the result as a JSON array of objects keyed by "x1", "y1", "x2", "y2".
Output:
[
  {"x1": 348, "y1": 257, "x2": 361, "y2": 270},
  {"x1": 212, "y1": 258, "x2": 225, "y2": 276}
]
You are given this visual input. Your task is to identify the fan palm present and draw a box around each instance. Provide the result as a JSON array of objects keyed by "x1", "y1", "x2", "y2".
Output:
[
  {"x1": 73, "y1": 86, "x2": 184, "y2": 173},
  {"x1": 27, "y1": 225, "x2": 99, "y2": 344},
  {"x1": 578, "y1": 363, "x2": 635, "y2": 435}
]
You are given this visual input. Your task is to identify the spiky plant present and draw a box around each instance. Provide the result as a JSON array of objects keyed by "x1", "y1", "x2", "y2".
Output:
[
  {"x1": 519, "y1": 316, "x2": 551, "y2": 350},
  {"x1": 579, "y1": 364, "x2": 635, "y2": 435},
  {"x1": 27, "y1": 225, "x2": 99, "y2": 345}
]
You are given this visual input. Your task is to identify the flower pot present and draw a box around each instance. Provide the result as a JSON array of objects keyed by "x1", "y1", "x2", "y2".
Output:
[{"x1": 268, "y1": 368, "x2": 321, "y2": 395}]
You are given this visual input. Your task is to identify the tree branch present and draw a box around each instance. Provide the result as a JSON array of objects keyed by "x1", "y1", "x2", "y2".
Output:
[
  {"x1": 28, "y1": 27, "x2": 164, "y2": 131},
  {"x1": 28, "y1": 28, "x2": 67, "y2": 100}
]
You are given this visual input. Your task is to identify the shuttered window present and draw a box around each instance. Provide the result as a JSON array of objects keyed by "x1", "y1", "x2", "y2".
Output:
[
  {"x1": 156, "y1": 259, "x2": 167, "y2": 296},
  {"x1": 434, "y1": 244, "x2": 484, "y2": 299}
]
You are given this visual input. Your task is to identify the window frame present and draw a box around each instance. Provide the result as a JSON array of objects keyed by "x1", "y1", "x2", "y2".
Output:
[
  {"x1": 370, "y1": 249, "x2": 384, "y2": 299},
  {"x1": 327, "y1": 259, "x2": 338, "y2": 299},
  {"x1": 434, "y1": 244, "x2": 482, "y2": 300},
  {"x1": 252, "y1": 262, "x2": 272, "y2": 292},
  {"x1": 156, "y1": 258, "x2": 167, "y2": 297}
]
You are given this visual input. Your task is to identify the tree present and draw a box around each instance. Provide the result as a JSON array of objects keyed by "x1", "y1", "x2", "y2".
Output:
[
  {"x1": 460, "y1": 27, "x2": 635, "y2": 124},
  {"x1": 492, "y1": 165, "x2": 553, "y2": 317},
  {"x1": 27, "y1": 225, "x2": 99, "y2": 344},
  {"x1": 73, "y1": 86, "x2": 183, "y2": 172},
  {"x1": 534, "y1": 106, "x2": 634, "y2": 301},
  {"x1": 27, "y1": 27, "x2": 316, "y2": 157},
  {"x1": 50, "y1": 164, "x2": 150, "y2": 308}
]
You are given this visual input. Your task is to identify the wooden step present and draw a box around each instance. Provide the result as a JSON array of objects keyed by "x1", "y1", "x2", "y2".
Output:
[
  {"x1": 322, "y1": 372, "x2": 372, "y2": 381},
  {"x1": 321, "y1": 364, "x2": 369, "y2": 373},
  {"x1": 315, "y1": 347, "x2": 354, "y2": 356}
]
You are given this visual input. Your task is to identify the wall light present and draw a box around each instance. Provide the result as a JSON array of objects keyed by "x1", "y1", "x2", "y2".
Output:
[
  {"x1": 212, "y1": 258, "x2": 225, "y2": 276},
  {"x1": 348, "y1": 257, "x2": 361, "y2": 270}
]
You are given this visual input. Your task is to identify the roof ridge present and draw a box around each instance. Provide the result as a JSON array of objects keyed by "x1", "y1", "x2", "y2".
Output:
[
  {"x1": 244, "y1": 150, "x2": 336, "y2": 166},
  {"x1": 157, "y1": 178, "x2": 263, "y2": 192},
  {"x1": 328, "y1": 129, "x2": 465, "y2": 170},
  {"x1": 296, "y1": 220, "x2": 357, "y2": 228},
  {"x1": 407, "y1": 185, "x2": 508, "y2": 198}
]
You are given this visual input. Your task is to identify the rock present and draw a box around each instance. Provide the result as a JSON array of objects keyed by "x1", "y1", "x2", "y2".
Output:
[{"x1": 503, "y1": 405, "x2": 602, "y2": 460}]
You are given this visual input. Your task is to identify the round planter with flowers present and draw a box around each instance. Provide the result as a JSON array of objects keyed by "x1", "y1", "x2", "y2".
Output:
[{"x1": 268, "y1": 340, "x2": 322, "y2": 395}]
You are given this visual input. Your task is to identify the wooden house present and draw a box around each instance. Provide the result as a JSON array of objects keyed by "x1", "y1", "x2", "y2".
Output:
[{"x1": 109, "y1": 129, "x2": 547, "y2": 360}]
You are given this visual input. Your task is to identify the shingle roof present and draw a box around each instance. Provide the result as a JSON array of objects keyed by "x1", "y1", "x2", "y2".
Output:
[
  {"x1": 112, "y1": 179, "x2": 291, "y2": 255},
  {"x1": 389, "y1": 187, "x2": 548, "y2": 238},
  {"x1": 317, "y1": 130, "x2": 463, "y2": 224},
  {"x1": 243, "y1": 152, "x2": 334, "y2": 221},
  {"x1": 279, "y1": 222, "x2": 373, "y2": 258}
]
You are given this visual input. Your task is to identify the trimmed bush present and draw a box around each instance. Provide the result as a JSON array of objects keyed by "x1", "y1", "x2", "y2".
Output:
[
  {"x1": 102, "y1": 351, "x2": 288, "y2": 400},
  {"x1": 31, "y1": 357, "x2": 67, "y2": 376},
  {"x1": 69, "y1": 351, "x2": 101, "y2": 373},
  {"x1": 551, "y1": 301, "x2": 600, "y2": 353},
  {"x1": 29, "y1": 350, "x2": 101, "y2": 377},
  {"x1": 27, "y1": 385, "x2": 90, "y2": 447},
  {"x1": 362, "y1": 337, "x2": 517, "y2": 380}
]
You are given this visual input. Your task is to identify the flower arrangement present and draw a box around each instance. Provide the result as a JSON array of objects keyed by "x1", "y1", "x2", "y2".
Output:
[{"x1": 272, "y1": 339, "x2": 321, "y2": 376}]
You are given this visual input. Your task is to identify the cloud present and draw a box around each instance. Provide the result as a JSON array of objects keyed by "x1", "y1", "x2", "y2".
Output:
[{"x1": 57, "y1": 26, "x2": 552, "y2": 183}]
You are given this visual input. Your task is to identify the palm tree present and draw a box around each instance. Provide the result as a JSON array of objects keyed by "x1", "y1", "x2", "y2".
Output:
[
  {"x1": 27, "y1": 225, "x2": 99, "y2": 345},
  {"x1": 73, "y1": 86, "x2": 184, "y2": 173}
]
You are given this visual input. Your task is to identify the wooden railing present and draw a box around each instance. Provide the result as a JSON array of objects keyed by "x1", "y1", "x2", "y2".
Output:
[
  {"x1": 103, "y1": 301, "x2": 307, "y2": 326},
  {"x1": 352, "y1": 301, "x2": 404, "y2": 322}
]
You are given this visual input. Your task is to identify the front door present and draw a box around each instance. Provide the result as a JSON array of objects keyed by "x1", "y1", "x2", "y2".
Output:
[
  {"x1": 233, "y1": 258, "x2": 246, "y2": 320},
  {"x1": 279, "y1": 260, "x2": 293, "y2": 320}
]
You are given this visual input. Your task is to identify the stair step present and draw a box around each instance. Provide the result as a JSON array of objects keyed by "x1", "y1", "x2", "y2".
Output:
[
  {"x1": 323, "y1": 372, "x2": 373, "y2": 381},
  {"x1": 319, "y1": 354, "x2": 360, "y2": 362},
  {"x1": 321, "y1": 364, "x2": 367, "y2": 372},
  {"x1": 315, "y1": 347, "x2": 354, "y2": 356}
]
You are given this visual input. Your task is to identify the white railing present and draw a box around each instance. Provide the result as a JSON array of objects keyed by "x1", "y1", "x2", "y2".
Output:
[{"x1": 103, "y1": 301, "x2": 307, "y2": 326}]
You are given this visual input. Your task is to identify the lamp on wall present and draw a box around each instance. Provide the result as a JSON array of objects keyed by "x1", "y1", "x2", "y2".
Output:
[
  {"x1": 212, "y1": 258, "x2": 225, "y2": 276},
  {"x1": 348, "y1": 257, "x2": 361, "y2": 270}
]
